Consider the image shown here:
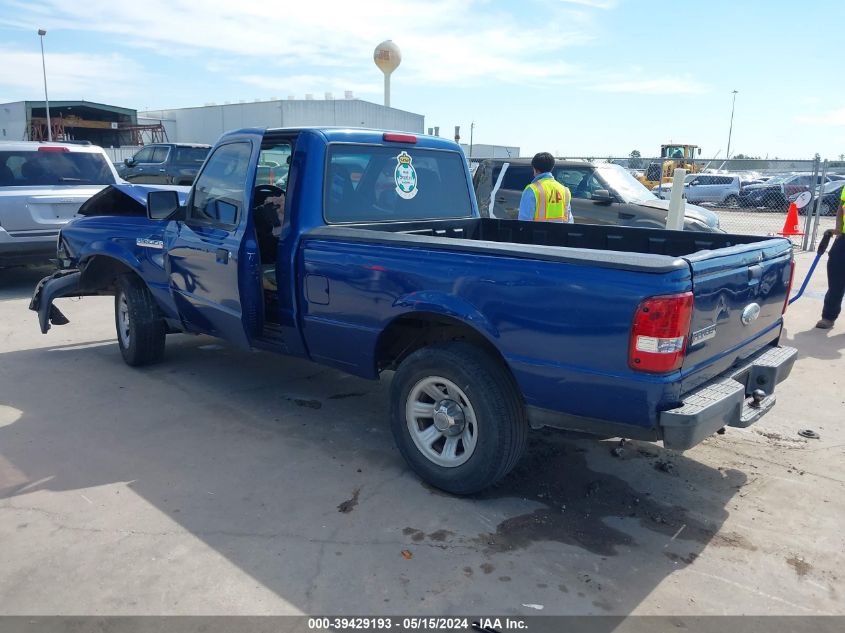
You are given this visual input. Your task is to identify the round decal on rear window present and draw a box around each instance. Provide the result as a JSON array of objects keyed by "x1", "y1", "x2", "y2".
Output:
[{"x1": 394, "y1": 151, "x2": 418, "y2": 200}]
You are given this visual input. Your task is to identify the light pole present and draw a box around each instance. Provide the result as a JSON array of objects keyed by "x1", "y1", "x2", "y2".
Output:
[
  {"x1": 469, "y1": 121, "x2": 474, "y2": 159},
  {"x1": 725, "y1": 89, "x2": 738, "y2": 160},
  {"x1": 37, "y1": 28, "x2": 52, "y2": 141}
]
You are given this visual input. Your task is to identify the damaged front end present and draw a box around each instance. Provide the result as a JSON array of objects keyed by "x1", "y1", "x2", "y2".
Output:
[{"x1": 29, "y1": 268, "x2": 82, "y2": 334}]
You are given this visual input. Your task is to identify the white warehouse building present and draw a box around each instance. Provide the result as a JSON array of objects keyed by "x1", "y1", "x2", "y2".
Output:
[{"x1": 139, "y1": 98, "x2": 424, "y2": 145}]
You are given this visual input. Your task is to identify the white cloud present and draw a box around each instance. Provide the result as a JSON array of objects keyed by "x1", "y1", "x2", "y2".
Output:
[
  {"x1": 238, "y1": 75, "x2": 381, "y2": 99},
  {"x1": 795, "y1": 108, "x2": 845, "y2": 126},
  {"x1": 0, "y1": 47, "x2": 146, "y2": 103},
  {"x1": 0, "y1": 0, "x2": 601, "y2": 93},
  {"x1": 589, "y1": 75, "x2": 708, "y2": 95},
  {"x1": 558, "y1": 0, "x2": 618, "y2": 7}
]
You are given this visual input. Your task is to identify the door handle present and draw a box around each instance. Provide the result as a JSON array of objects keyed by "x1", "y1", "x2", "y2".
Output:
[
  {"x1": 215, "y1": 248, "x2": 230, "y2": 264},
  {"x1": 158, "y1": 168, "x2": 166, "y2": 172}
]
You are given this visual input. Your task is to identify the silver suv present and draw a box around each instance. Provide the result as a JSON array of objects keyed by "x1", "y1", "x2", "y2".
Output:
[
  {"x1": 653, "y1": 174, "x2": 742, "y2": 206},
  {"x1": 0, "y1": 141, "x2": 119, "y2": 266}
]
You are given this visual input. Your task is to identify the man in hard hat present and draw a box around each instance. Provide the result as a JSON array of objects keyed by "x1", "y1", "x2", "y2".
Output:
[
  {"x1": 816, "y1": 187, "x2": 845, "y2": 329},
  {"x1": 518, "y1": 152, "x2": 574, "y2": 223}
]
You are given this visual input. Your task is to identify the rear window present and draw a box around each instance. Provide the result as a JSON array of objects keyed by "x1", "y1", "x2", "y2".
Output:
[
  {"x1": 174, "y1": 147, "x2": 210, "y2": 164},
  {"x1": 492, "y1": 165, "x2": 533, "y2": 191},
  {"x1": 0, "y1": 150, "x2": 115, "y2": 186},
  {"x1": 324, "y1": 144, "x2": 473, "y2": 223}
]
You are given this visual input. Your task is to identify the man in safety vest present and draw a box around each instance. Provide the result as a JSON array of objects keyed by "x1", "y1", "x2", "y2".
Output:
[
  {"x1": 518, "y1": 152, "x2": 574, "y2": 223},
  {"x1": 816, "y1": 186, "x2": 845, "y2": 329}
]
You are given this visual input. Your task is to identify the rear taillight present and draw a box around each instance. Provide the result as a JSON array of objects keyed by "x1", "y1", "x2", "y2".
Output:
[
  {"x1": 383, "y1": 133, "x2": 417, "y2": 143},
  {"x1": 629, "y1": 292, "x2": 694, "y2": 373},
  {"x1": 38, "y1": 146, "x2": 69, "y2": 152},
  {"x1": 782, "y1": 259, "x2": 796, "y2": 314}
]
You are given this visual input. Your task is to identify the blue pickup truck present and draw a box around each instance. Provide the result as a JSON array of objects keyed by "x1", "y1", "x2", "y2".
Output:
[{"x1": 30, "y1": 128, "x2": 798, "y2": 494}]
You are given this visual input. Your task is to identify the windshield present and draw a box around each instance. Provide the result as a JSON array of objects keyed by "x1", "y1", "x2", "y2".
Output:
[
  {"x1": 324, "y1": 145, "x2": 473, "y2": 223},
  {"x1": 0, "y1": 150, "x2": 115, "y2": 186},
  {"x1": 663, "y1": 145, "x2": 688, "y2": 159},
  {"x1": 596, "y1": 163, "x2": 657, "y2": 202}
]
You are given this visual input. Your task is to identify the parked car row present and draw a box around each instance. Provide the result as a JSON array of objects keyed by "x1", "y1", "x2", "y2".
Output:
[
  {"x1": 738, "y1": 173, "x2": 841, "y2": 210},
  {"x1": 650, "y1": 170, "x2": 845, "y2": 212}
]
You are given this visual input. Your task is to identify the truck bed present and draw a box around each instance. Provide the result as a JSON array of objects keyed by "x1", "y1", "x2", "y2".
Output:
[
  {"x1": 300, "y1": 217, "x2": 792, "y2": 436},
  {"x1": 308, "y1": 217, "x2": 783, "y2": 271}
]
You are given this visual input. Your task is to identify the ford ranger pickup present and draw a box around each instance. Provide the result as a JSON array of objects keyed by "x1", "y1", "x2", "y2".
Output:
[{"x1": 30, "y1": 127, "x2": 797, "y2": 494}]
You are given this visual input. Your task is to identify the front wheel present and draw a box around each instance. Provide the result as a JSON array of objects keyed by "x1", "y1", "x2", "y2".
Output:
[
  {"x1": 115, "y1": 274, "x2": 166, "y2": 366},
  {"x1": 821, "y1": 201, "x2": 834, "y2": 216},
  {"x1": 390, "y1": 342, "x2": 528, "y2": 495}
]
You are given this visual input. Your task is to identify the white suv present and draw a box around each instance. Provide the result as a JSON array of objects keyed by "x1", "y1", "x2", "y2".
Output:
[{"x1": 0, "y1": 141, "x2": 120, "y2": 267}]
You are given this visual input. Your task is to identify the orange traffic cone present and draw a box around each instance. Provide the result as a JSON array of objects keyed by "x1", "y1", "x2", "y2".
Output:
[{"x1": 778, "y1": 202, "x2": 804, "y2": 237}]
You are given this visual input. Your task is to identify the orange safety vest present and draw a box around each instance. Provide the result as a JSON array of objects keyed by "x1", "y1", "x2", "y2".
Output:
[{"x1": 527, "y1": 177, "x2": 571, "y2": 222}]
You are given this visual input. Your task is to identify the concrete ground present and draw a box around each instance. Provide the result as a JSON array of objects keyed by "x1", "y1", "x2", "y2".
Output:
[{"x1": 0, "y1": 252, "x2": 842, "y2": 617}]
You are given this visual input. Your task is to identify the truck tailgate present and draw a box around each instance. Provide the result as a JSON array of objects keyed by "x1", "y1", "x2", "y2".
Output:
[{"x1": 681, "y1": 239, "x2": 792, "y2": 389}]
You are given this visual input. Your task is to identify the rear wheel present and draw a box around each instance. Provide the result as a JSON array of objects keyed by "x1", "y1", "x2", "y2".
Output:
[
  {"x1": 390, "y1": 342, "x2": 528, "y2": 495},
  {"x1": 723, "y1": 194, "x2": 739, "y2": 207},
  {"x1": 821, "y1": 201, "x2": 834, "y2": 216},
  {"x1": 115, "y1": 274, "x2": 166, "y2": 366}
]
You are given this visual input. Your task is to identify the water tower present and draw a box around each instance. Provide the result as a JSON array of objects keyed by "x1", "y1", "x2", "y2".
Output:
[{"x1": 373, "y1": 40, "x2": 401, "y2": 108}]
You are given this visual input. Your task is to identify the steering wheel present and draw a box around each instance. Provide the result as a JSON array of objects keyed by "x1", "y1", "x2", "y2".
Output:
[{"x1": 253, "y1": 184, "x2": 285, "y2": 207}]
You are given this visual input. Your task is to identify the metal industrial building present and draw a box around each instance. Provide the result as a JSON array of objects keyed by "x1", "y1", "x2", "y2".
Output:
[
  {"x1": 139, "y1": 98, "x2": 424, "y2": 145},
  {"x1": 0, "y1": 100, "x2": 160, "y2": 145}
]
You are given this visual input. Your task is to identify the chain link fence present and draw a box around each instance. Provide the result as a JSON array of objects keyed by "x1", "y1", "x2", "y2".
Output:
[{"x1": 590, "y1": 154, "x2": 844, "y2": 250}]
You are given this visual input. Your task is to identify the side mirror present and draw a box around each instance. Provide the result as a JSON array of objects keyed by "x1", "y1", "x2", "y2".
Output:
[
  {"x1": 697, "y1": 148, "x2": 702, "y2": 155},
  {"x1": 147, "y1": 190, "x2": 183, "y2": 220},
  {"x1": 592, "y1": 189, "x2": 614, "y2": 204},
  {"x1": 124, "y1": 158, "x2": 134, "y2": 167}
]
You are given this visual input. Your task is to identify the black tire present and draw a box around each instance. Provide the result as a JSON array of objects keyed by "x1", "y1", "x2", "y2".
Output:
[
  {"x1": 723, "y1": 194, "x2": 739, "y2": 207},
  {"x1": 115, "y1": 274, "x2": 166, "y2": 366},
  {"x1": 390, "y1": 342, "x2": 528, "y2": 495},
  {"x1": 821, "y1": 201, "x2": 834, "y2": 216}
]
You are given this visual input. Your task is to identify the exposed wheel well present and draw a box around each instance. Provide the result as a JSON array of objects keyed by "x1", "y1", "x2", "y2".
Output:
[
  {"x1": 375, "y1": 312, "x2": 516, "y2": 382},
  {"x1": 79, "y1": 255, "x2": 135, "y2": 294}
]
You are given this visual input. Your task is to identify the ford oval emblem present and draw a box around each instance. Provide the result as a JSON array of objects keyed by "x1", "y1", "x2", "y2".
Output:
[{"x1": 741, "y1": 303, "x2": 761, "y2": 325}]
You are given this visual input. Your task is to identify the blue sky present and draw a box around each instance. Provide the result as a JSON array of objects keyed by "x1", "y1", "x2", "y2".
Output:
[{"x1": 0, "y1": 0, "x2": 842, "y2": 159}]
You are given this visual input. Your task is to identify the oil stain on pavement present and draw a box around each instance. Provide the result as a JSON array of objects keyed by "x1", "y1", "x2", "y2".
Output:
[{"x1": 473, "y1": 433, "x2": 742, "y2": 557}]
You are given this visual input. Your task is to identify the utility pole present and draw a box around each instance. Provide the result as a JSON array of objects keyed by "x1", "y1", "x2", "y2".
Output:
[
  {"x1": 469, "y1": 121, "x2": 474, "y2": 159},
  {"x1": 38, "y1": 29, "x2": 52, "y2": 141},
  {"x1": 725, "y1": 90, "x2": 738, "y2": 160}
]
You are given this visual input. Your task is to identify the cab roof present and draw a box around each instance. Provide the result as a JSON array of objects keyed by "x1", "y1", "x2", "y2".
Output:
[{"x1": 222, "y1": 127, "x2": 460, "y2": 152}]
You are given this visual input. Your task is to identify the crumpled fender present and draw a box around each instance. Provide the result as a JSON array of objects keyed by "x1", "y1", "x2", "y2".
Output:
[
  {"x1": 29, "y1": 270, "x2": 81, "y2": 333},
  {"x1": 76, "y1": 239, "x2": 145, "y2": 286}
]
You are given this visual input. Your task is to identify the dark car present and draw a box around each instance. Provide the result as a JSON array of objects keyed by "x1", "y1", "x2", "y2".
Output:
[
  {"x1": 791, "y1": 180, "x2": 844, "y2": 216},
  {"x1": 118, "y1": 143, "x2": 211, "y2": 185},
  {"x1": 739, "y1": 173, "x2": 834, "y2": 210},
  {"x1": 473, "y1": 158, "x2": 720, "y2": 231}
]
